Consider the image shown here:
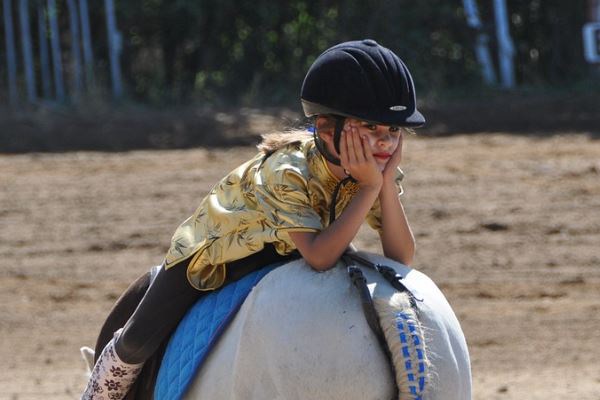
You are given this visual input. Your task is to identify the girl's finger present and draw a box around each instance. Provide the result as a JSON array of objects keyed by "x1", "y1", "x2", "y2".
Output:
[
  {"x1": 347, "y1": 128, "x2": 358, "y2": 165},
  {"x1": 362, "y1": 135, "x2": 376, "y2": 163},
  {"x1": 355, "y1": 132, "x2": 369, "y2": 163},
  {"x1": 353, "y1": 128, "x2": 364, "y2": 162},
  {"x1": 340, "y1": 130, "x2": 349, "y2": 168}
]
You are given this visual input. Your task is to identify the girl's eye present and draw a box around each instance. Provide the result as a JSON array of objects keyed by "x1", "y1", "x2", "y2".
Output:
[{"x1": 361, "y1": 123, "x2": 401, "y2": 137}]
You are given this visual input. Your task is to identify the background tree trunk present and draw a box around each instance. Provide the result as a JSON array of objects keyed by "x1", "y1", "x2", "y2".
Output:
[
  {"x1": 3, "y1": 0, "x2": 19, "y2": 106},
  {"x1": 47, "y1": 0, "x2": 65, "y2": 101},
  {"x1": 37, "y1": 0, "x2": 52, "y2": 100},
  {"x1": 462, "y1": 0, "x2": 497, "y2": 85},
  {"x1": 78, "y1": 0, "x2": 95, "y2": 89},
  {"x1": 588, "y1": 0, "x2": 600, "y2": 75},
  {"x1": 493, "y1": 0, "x2": 516, "y2": 88},
  {"x1": 66, "y1": 0, "x2": 83, "y2": 98},
  {"x1": 19, "y1": 0, "x2": 37, "y2": 104},
  {"x1": 105, "y1": 0, "x2": 123, "y2": 98}
]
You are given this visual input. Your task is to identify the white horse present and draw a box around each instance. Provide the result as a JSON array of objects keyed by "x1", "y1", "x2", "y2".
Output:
[{"x1": 82, "y1": 252, "x2": 471, "y2": 400}]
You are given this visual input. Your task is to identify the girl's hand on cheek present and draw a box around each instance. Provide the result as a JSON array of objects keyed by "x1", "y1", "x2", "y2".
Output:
[
  {"x1": 382, "y1": 134, "x2": 403, "y2": 183},
  {"x1": 340, "y1": 124, "x2": 382, "y2": 190}
]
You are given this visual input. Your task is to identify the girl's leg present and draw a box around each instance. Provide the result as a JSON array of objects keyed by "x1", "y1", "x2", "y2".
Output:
[
  {"x1": 115, "y1": 260, "x2": 200, "y2": 364},
  {"x1": 82, "y1": 245, "x2": 299, "y2": 399},
  {"x1": 93, "y1": 269, "x2": 154, "y2": 363},
  {"x1": 81, "y1": 332, "x2": 143, "y2": 400},
  {"x1": 82, "y1": 260, "x2": 201, "y2": 400}
]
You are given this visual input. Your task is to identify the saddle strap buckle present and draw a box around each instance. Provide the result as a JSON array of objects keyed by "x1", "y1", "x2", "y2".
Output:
[
  {"x1": 374, "y1": 264, "x2": 399, "y2": 281},
  {"x1": 345, "y1": 251, "x2": 423, "y2": 304},
  {"x1": 347, "y1": 265, "x2": 367, "y2": 287},
  {"x1": 375, "y1": 264, "x2": 423, "y2": 305}
]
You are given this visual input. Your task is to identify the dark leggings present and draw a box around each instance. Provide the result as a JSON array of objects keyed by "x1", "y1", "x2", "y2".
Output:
[{"x1": 114, "y1": 245, "x2": 299, "y2": 364}]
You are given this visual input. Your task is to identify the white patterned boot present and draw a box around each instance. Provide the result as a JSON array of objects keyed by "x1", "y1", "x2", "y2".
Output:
[{"x1": 81, "y1": 335, "x2": 143, "y2": 400}]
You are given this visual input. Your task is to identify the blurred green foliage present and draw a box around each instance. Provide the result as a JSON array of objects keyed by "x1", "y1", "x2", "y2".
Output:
[
  {"x1": 0, "y1": 0, "x2": 594, "y2": 106},
  {"x1": 116, "y1": 0, "x2": 482, "y2": 104}
]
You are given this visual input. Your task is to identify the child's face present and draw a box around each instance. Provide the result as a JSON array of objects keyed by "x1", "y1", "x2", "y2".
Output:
[
  {"x1": 317, "y1": 118, "x2": 402, "y2": 171},
  {"x1": 344, "y1": 118, "x2": 402, "y2": 171}
]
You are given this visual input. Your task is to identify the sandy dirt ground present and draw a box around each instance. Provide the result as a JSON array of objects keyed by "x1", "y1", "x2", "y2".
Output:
[{"x1": 1, "y1": 131, "x2": 599, "y2": 399}]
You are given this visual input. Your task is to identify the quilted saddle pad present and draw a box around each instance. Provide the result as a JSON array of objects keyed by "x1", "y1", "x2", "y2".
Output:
[{"x1": 154, "y1": 264, "x2": 277, "y2": 400}]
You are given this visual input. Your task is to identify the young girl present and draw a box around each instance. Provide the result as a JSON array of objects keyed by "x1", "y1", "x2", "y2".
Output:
[{"x1": 82, "y1": 38, "x2": 425, "y2": 400}]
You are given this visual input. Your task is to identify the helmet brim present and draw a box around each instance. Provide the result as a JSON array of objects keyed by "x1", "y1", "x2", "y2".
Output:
[{"x1": 301, "y1": 99, "x2": 425, "y2": 128}]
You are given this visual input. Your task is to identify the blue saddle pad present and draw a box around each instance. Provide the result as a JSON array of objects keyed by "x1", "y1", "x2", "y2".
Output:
[{"x1": 154, "y1": 265, "x2": 277, "y2": 400}]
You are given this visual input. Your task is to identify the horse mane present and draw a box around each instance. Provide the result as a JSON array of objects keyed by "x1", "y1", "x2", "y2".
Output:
[{"x1": 375, "y1": 293, "x2": 431, "y2": 400}]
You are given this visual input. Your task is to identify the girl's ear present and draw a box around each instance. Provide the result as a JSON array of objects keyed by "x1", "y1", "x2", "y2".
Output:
[
  {"x1": 315, "y1": 116, "x2": 340, "y2": 157},
  {"x1": 315, "y1": 116, "x2": 334, "y2": 144}
]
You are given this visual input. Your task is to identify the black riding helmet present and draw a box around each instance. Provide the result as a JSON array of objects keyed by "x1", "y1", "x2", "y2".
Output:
[{"x1": 301, "y1": 39, "x2": 425, "y2": 166}]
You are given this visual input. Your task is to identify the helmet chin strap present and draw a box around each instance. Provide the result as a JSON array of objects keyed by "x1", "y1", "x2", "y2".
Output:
[
  {"x1": 312, "y1": 115, "x2": 345, "y2": 166},
  {"x1": 332, "y1": 115, "x2": 345, "y2": 155},
  {"x1": 312, "y1": 115, "x2": 358, "y2": 225}
]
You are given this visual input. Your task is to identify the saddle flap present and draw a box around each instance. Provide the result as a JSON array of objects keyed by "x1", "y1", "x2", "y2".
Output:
[{"x1": 154, "y1": 266, "x2": 276, "y2": 400}]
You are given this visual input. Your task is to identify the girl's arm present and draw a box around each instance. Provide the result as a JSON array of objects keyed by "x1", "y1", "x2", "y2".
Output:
[
  {"x1": 378, "y1": 180, "x2": 415, "y2": 266},
  {"x1": 289, "y1": 186, "x2": 379, "y2": 270},
  {"x1": 289, "y1": 128, "x2": 382, "y2": 270},
  {"x1": 378, "y1": 133, "x2": 415, "y2": 265}
]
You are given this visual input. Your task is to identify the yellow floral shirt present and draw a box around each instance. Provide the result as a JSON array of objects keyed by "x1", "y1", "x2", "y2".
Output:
[{"x1": 164, "y1": 138, "x2": 403, "y2": 290}]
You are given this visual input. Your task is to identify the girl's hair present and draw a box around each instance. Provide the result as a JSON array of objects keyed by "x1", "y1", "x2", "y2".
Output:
[
  {"x1": 257, "y1": 129, "x2": 312, "y2": 156},
  {"x1": 257, "y1": 115, "x2": 337, "y2": 156}
]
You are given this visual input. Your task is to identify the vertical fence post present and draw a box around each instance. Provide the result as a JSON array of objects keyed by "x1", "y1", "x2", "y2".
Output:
[
  {"x1": 66, "y1": 0, "x2": 83, "y2": 98},
  {"x1": 47, "y1": 0, "x2": 65, "y2": 101},
  {"x1": 462, "y1": 0, "x2": 497, "y2": 85},
  {"x1": 78, "y1": 0, "x2": 95, "y2": 89},
  {"x1": 104, "y1": 0, "x2": 123, "y2": 99},
  {"x1": 3, "y1": 0, "x2": 19, "y2": 106},
  {"x1": 588, "y1": 0, "x2": 600, "y2": 76},
  {"x1": 493, "y1": 0, "x2": 516, "y2": 88},
  {"x1": 19, "y1": 0, "x2": 38, "y2": 104},
  {"x1": 38, "y1": 0, "x2": 52, "y2": 99}
]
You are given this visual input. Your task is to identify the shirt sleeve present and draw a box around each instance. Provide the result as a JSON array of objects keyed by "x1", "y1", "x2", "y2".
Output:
[{"x1": 255, "y1": 162, "x2": 323, "y2": 233}]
